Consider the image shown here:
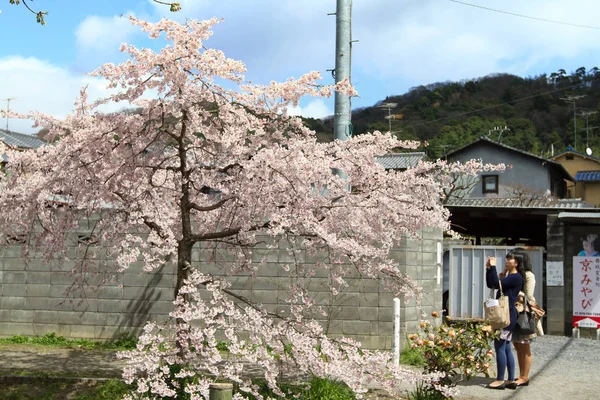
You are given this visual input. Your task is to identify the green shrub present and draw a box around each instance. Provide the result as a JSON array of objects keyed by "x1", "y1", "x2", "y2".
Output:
[
  {"x1": 73, "y1": 380, "x2": 132, "y2": 400},
  {"x1": 400, "y1": 346, "x2": 426, "y2": 366},
  {"x1": 303, "y1": 377, "x2": 355, "y2": 400},
  {"x1": 246, "y1": 377, "x2": 355, "y2": 400},
  {"x1": 406, "y1": 382, "x2": 447, "y2": 400}
]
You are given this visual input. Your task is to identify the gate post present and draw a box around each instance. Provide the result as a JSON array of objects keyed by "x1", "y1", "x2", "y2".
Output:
[
  {"x1": 209, "y1": 383, "x2": 233, "y2": 400},
  {"x1": 392, "y1": 297, "x2": 401, "y2": 364}
]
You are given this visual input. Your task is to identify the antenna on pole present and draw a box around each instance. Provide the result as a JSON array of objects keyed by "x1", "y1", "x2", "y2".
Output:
[
  {"x1": 440, "y1": 144, "x2": 452, "y2": 158},
  {"x1": 3, "y1": 97, "x2": 16, "y2": 132},
  {"x1": 561, "y1": 95, "x2": 586, "y2": 150},
  {"x1": 577, "y1": 110, "x2": 597, "y2": 154},
  {"x1": 377, "y1": 102, "x2": 397, "y2": 133},
  {"x1": 487, "y1": 126, "x2": 510, "y2": 143}
]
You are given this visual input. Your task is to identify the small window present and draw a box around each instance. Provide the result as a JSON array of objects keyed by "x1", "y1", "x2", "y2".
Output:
[
  {"x1": 482, "y1": 175, "x2": 499, "y2": 194},
  {"x1": 566, "y1": 154, "x2": 574, "y2": 160}
]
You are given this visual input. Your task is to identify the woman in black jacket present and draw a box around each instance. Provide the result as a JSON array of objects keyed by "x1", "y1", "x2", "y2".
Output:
[{"x1": 485, "y1": 250, "x2": 525, "y2": 390}]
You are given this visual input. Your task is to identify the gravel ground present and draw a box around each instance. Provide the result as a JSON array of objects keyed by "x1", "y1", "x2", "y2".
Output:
[{"x1": 452, "y1": 335, "x2": 600, "y2": 400}]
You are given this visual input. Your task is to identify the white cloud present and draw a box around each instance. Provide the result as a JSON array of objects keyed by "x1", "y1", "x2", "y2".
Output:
[
  {"x1": 288, "y1": 99, "x2": 333, "y2": 120},
  {"x1": 0, "y1": 54, "x2": 328, "y2": 136},
  {"x1": 147, "y1": 0, "x2": 600, "y2": 102},
  {"x1": 76, "y1": 14, "x2": 138, "y2": 53},
  {"x1": 9, "y1": 0, "x2": 600, "y2": 135},
  {"x1": 352, "y1": 0, "x2": 600, "y2": 85},
  {"x1": 0, "y1": 56, "x2": 130, "y2": 134}
]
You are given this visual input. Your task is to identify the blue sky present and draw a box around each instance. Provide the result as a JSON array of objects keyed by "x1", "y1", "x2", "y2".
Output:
[{"x1": 2, "y1": 0, "x2": 600, "y2": 134}]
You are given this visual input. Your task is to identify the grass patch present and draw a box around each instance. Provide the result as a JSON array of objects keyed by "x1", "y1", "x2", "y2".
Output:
[
  {"x1": 0, "y1": 332, "x2": 137, "y2": 351},
  {"x1": 247, "y1": 377, "x2": 356, "y2": 400},
  {"x1": 400, "y1": 346, "x2": 425, "y2": 366},
  {"x1": 0, "y1": 378, "x2": 131, "y2": 400},
  {"x1": 406, "y1": 382, "x2": 447, "y2": 400}
]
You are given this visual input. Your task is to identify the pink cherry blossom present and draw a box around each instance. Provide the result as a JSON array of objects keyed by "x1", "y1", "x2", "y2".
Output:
[{"x1": 0, "y1": 15, "x2": 501, "y2": 399}]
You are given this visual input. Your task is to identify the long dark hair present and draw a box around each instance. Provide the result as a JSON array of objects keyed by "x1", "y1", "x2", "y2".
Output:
[
  {"x1": 506, "y1": 248, "x2": 528, "y2": 287},
  {"x1": 511, "y1": 247, "x2": 532, "y2": 272}
]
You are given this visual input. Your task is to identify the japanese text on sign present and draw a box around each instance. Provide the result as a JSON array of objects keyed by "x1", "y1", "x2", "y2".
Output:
[
  {"x1": 573, "y1": 257, "x2": 600, "y2": 326},
  {"x1": 547, "y1": 261, "x2": 564, "y2": 286}
]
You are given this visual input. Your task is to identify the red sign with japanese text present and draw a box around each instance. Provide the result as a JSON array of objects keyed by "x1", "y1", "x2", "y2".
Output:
[{"x1": 573, "y1": 256, "x2": 600, "y2": 327}]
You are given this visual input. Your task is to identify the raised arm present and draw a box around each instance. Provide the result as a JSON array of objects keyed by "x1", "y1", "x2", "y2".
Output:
[{"x1": 486, "y1": 265, "x2": 499, "y2": 289}]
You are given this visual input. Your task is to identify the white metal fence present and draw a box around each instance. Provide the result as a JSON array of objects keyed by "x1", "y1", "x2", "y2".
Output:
[{"x1": 446, "y1": 246, "x2": 544, "y2": 319}]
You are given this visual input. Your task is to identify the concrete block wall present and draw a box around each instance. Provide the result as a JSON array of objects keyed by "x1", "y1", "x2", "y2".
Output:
[
  {"x1": 0, "y1": 247, "x2": 176, "y2": 341},
  {"x1": 0, "y1": 229, "x2": 442, "y2": 350},
  {"x1": 193, "y1": 227, "x2": 443, "y2": 350}
]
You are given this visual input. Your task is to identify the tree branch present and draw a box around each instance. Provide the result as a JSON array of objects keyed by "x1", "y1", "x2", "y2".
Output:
[
  {"x1": 189, "y1": 221, "x2": 270, "y2": 242},
  {"x1": 14, "y1": 0, "x2": 180, "y2": 25},
  {"x1": 189, "y1": 197, "x2": 233, "y2": 212}
]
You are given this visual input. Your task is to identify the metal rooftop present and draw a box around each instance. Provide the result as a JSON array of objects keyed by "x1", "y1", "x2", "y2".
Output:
[
  {"x1": 0, "y1": 130, "x2": 46, "y2": 150},
  {"x1": 445, "y1": 197, "x2": 594, "y2": 209},
  {"x1": 376, "y1": 152, "x2": 425, "y2": 170}
]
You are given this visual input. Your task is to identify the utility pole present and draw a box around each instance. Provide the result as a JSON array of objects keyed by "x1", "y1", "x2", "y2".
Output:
[
  {"x1": 331, "y1": 0, "x2": 353, "y2": 142},
  {"x1": 3, "y1": 97, "x2": 16, "y2": 132},
  {"x1": 561, "y1": 95, "x2": 586, "y2": 149},
  {"x1": 440, "y1": 144, "x2": 452, "y2": 158}
]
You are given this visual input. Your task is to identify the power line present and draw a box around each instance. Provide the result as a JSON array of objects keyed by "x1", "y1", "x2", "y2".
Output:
[
  {"x1": 402, "y1": 77, "x2": 600, "y2": 131},
  {"x1": 448, "y1": 0, "x2": 600, "y2": 30}
]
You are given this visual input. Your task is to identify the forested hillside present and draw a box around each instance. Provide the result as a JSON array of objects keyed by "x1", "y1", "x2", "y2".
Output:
[{"x1": 312, "y1": 67, "x2": 600, "y2": 159}]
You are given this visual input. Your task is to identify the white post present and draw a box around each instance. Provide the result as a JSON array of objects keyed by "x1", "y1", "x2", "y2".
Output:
[
  {"x1": 392, "y1": 297, "x2": 401, "y2": 365},
  {"x1": 436, "y1": 242, "x2": 443, "y2": 285},
  {"x1": 572, "y1": 327, "x2": 580, "y2": 338},
  {"x1": 596, "y1": 328, "x2": 600, "y2": 341}
]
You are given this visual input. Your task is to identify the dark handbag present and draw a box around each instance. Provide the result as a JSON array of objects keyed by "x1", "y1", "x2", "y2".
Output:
[{"x1": 516, "y1": 294, "x2": 537, "y2": 335}]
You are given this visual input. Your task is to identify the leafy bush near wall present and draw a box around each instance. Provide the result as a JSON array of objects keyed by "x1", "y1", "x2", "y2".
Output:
[{"x1": 408, "y1": 313, "x2": 498, "y2": 389}]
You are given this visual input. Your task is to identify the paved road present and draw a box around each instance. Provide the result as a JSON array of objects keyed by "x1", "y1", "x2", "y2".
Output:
[
  {"x1": 453, "y1": 335, "x2": 600, "y2": 400},
  {"x1": 0, "y1": 344, "x2": 125, "y2": 378}
]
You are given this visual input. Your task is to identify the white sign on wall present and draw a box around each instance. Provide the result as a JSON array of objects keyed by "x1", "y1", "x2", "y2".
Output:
[
  {"x1": 572, "y1": 256, "x2": 600, "y2": 328},
  {"x1": 546, "y1": 261, "x2": 564, "y2": 287}
]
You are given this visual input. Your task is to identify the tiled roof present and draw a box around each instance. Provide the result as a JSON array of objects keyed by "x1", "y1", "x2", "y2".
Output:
[
  {"x1": 376, "y1": 152, "x2": 425, "y2": 170},
  {"x1": 575, "y1": 171, "x2": 600, "y2": 182},
  {"x1": 445, "y1": 197, "x2": 594, "y2": 209},
  {"x1": 0, "y1": 130, "x2": 46, "y2": 149}
]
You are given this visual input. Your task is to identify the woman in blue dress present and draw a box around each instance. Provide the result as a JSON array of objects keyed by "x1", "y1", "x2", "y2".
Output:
[{"x1": 485, "y1": 250, "x2": 525, "y2": 390}]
